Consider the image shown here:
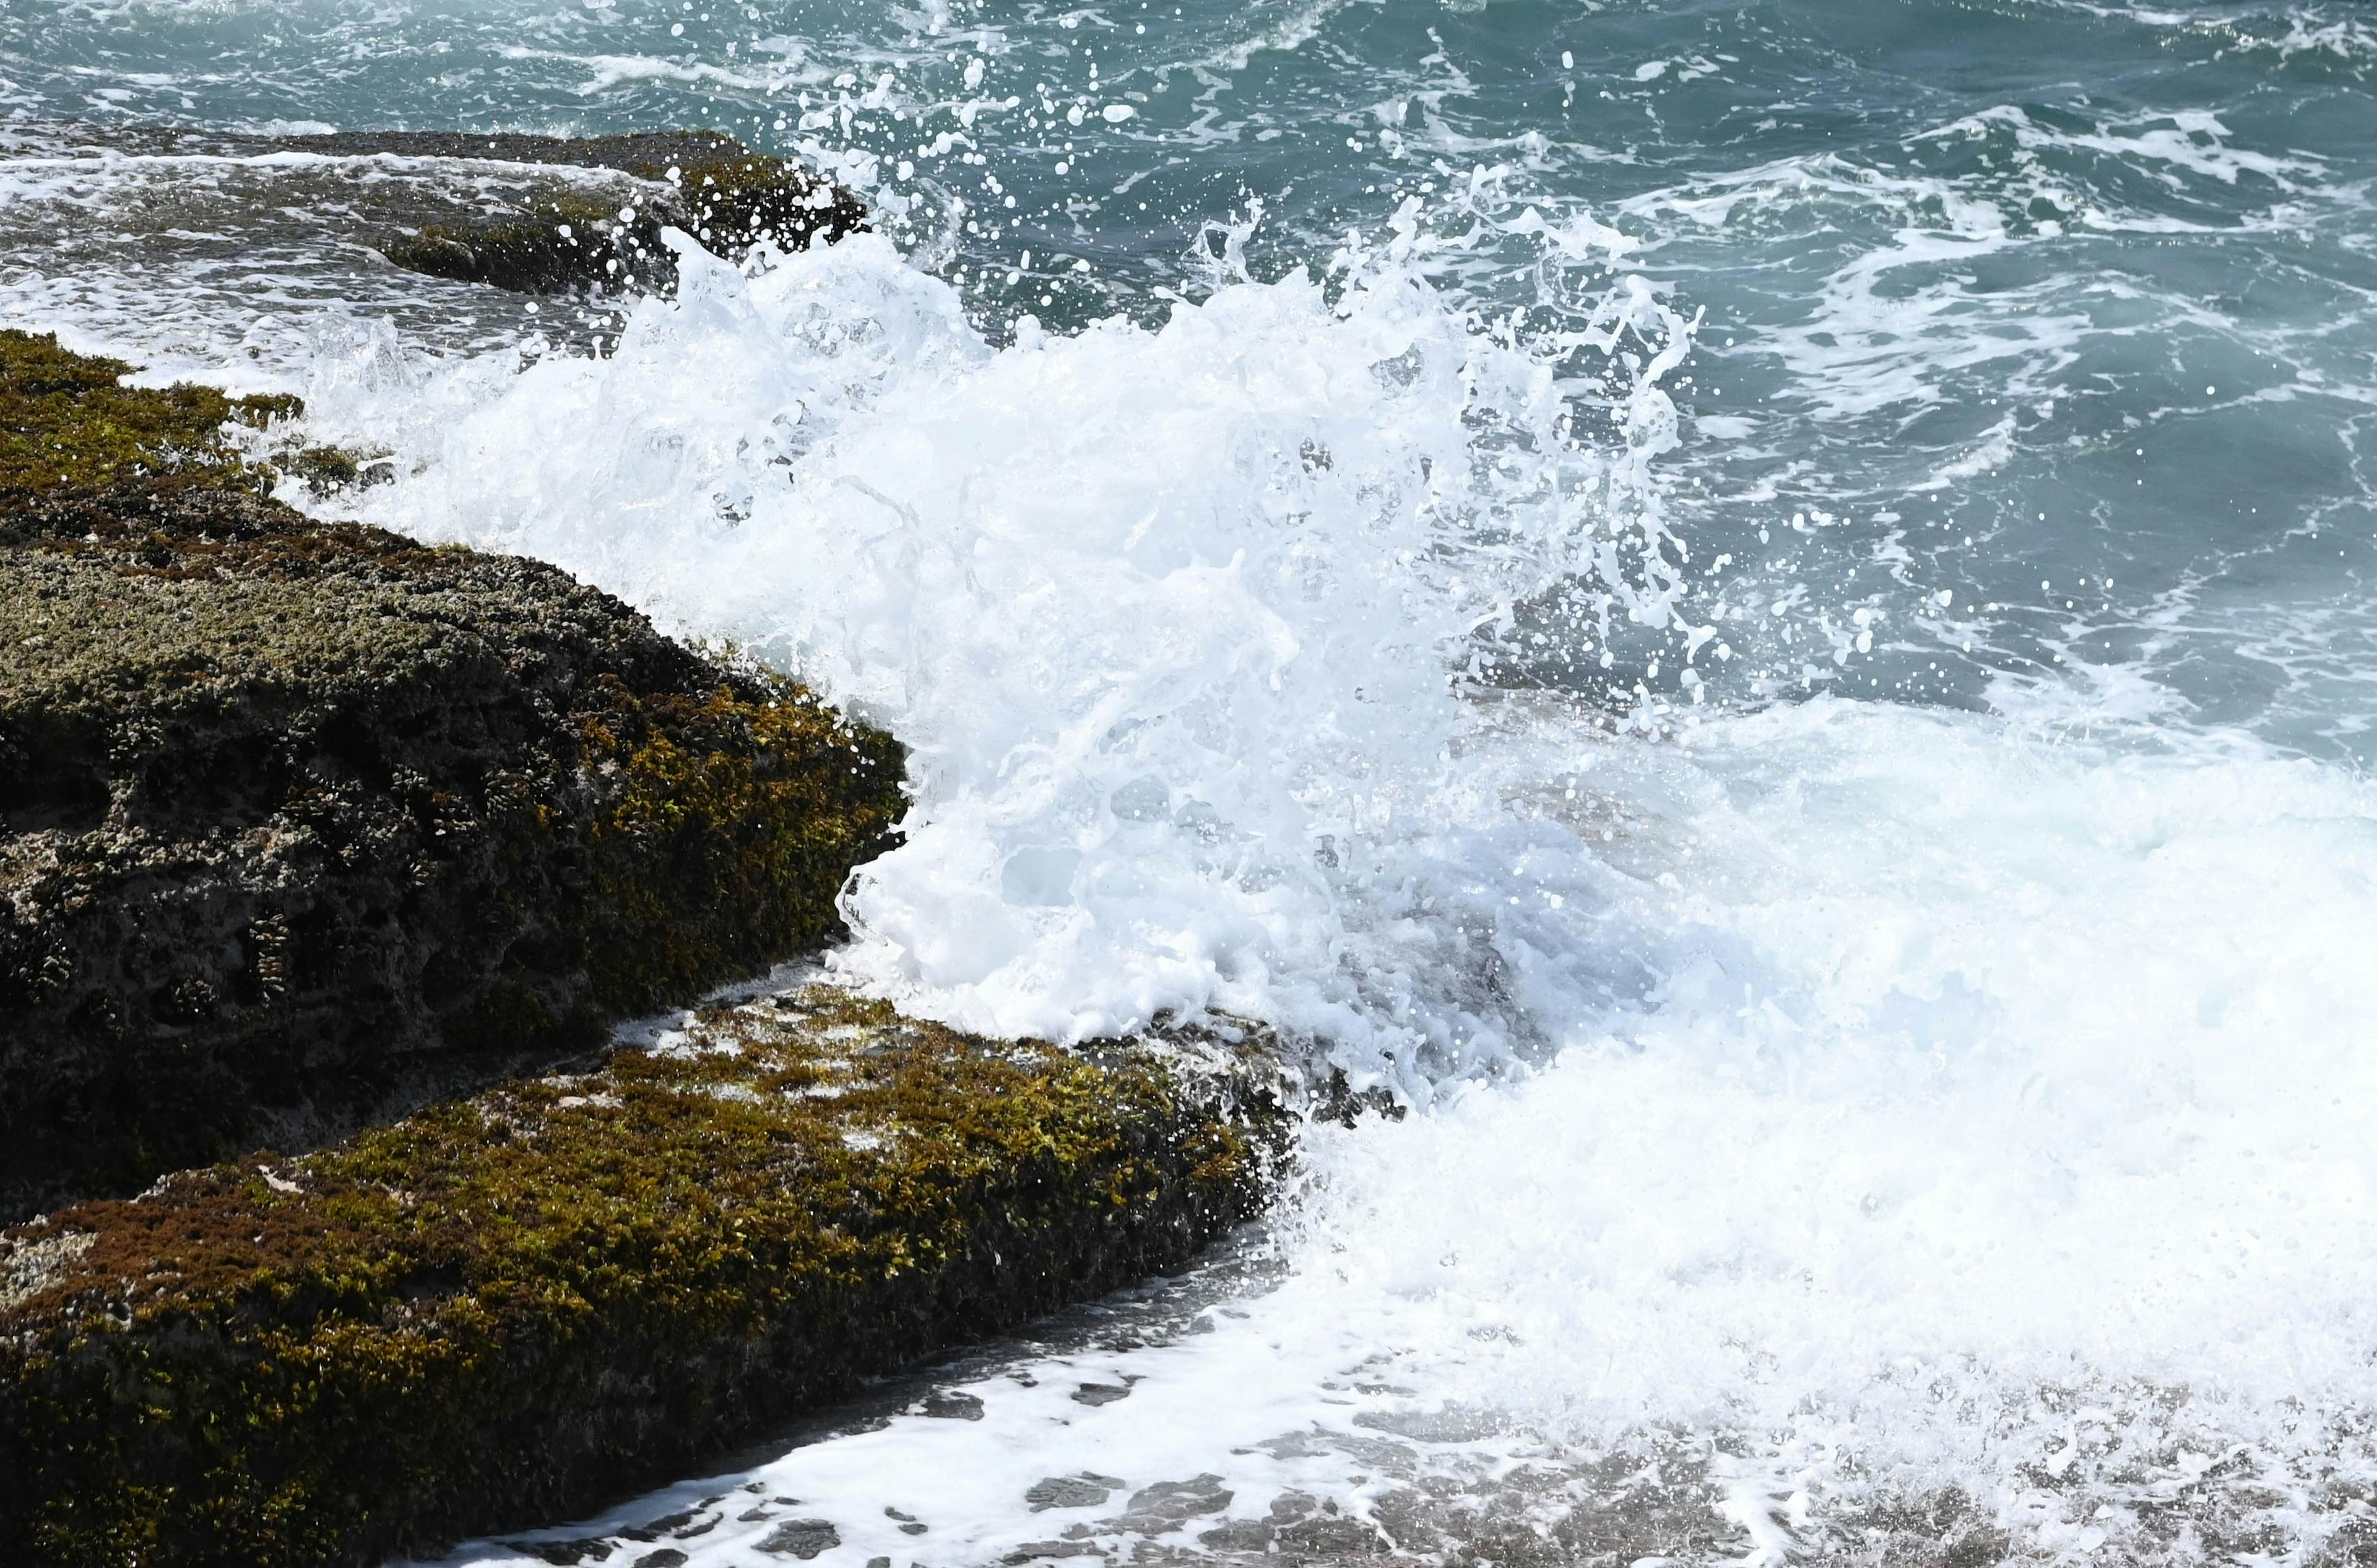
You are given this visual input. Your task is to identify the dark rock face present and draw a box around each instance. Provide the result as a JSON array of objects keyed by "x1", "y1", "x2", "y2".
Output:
[
  {"x1": 0, "y1": 334, "x2": 906, "y2": 1220},
  {"x1": 0, "y1": 987, "x2": 1289, "y2": 1568},
  {"x1": 323, "y1": 131, "x2": 868, "y2": 295}
]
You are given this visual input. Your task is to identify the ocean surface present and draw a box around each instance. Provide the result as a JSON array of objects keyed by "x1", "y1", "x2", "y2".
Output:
[{"x1": 6, "y1": 0, "x2": 2376, "y2": 1561}]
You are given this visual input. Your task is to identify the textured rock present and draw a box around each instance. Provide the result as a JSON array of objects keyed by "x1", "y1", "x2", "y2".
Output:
[
  {"x1": 0, "y1": 331, "x2": 906, "y2": 1218},
  {"x1": 0, "y1": 987, "x2": 1289, "y2": 1568},
  {"x1": 334, "y1": 131, "x2": 867, "y2": 295}
]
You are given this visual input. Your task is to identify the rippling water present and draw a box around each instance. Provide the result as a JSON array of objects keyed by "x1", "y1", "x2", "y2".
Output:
[{"x1": 5, "y1": 0, "x2": 2375, "y2": 1561}]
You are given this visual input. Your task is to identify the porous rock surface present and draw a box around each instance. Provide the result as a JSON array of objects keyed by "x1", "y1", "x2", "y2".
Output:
[
  {"x1": 0, "y1": 986, "x2": 1289, "y2": 1568},
  {"x1": 0, "y1": 329, "x2": 906, "y2": 1219}
]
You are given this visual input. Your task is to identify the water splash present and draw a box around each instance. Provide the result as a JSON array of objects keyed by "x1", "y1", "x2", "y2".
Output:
[{"x1": 328, "y1": 217, "x2": 1689, "y2": 1092}]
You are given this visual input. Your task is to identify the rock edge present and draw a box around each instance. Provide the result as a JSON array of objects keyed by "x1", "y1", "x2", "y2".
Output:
[
  {"x1": 0, "y1": 986, "x2": 1292, "y2": 1568},
  {"x1": 0, "y1": 329, "x2": 907, "y2": 1218}
]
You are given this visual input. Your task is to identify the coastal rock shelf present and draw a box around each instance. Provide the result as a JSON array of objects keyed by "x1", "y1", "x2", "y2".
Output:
[
  {"x1": 0, "y1": 326, "x2": 1298, "y2": 1568},
  {"x1": 0, "y1": 986, "x2": 1289, "y2": 1568},
  {"x1": 355, "y1": 131, "x2": 868, "y2": 295},
  {"x1": 0, "y1": 327, "x2": 906, "y2": 1220}
]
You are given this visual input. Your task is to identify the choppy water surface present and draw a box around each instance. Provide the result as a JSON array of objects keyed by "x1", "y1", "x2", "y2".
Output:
[{"x1": 6, "y1": 0, "x2": 2376, "y2": 1561}]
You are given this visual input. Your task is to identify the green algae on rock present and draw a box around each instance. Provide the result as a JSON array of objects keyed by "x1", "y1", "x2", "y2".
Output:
[
  {"x1": 0, "y1": 986, "x2": 1290, "y2": 1568},
  {"x1": 0, "y1": 329, "x2": 298, "y2": 496},
  {"x1": 0, "y1": 334, "x2": 906, "y2": 1221},
  {"x1": 347, "y1": 131, "x2": 867, "y2": 295}
]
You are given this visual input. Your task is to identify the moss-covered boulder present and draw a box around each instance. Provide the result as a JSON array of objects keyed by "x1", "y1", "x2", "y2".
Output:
[
  {"x1": 327, "y1": 131, "x2": 867, "y2": 295},
  {"x1": 0, "y1": 331, "x2": 907, "y2": 1219},
  {"x1": 0, "y1": 986, "x2": 1289, "y2": 1568}
]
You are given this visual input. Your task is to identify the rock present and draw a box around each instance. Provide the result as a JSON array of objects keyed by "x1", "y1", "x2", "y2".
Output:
[
  {"x1": 922, "y1": 1389, "x2": 986, "y2": 1420},
  {"x1": 1276, "y1": 1513, "x2": 1393, "y2": 1555},
  {"x1": 755, "y1": 1520, "x2": 841, "y2": 1559},
  {"x1": 1111, "y1": 1475, "x2": 1234, "y2": 1535},
  {"x1": 0, "y1": 330, "x2": 906, "y2": 1219},
  {"x1": 0, "y1": 325, "x2": 295, "y2": 497},
  {"x1": 505, "y1": 1540, "x2": 615, "y2": 1565},
  {"x1": 621, "y1": 1509, "x2": 699, "y2": 1540},
  {"x1": 1027, "y1": 1474, "x2": 1127, "y2": 1511},
  {"x1": 319, "y1": 131, "x2": 868, "y2": 295},
  {"x1": 1070, "y1": 1381, "x2": 1131, "y2": 1405},
  {"x1": 0, "y1": 985, "x2": 1290, "y2": 1568},
  {"x1": 1003, "y1": 1545, "x2": 1104, "y2": 1564},
  {"x1": 1197, "y1": 1518, "x2": 1276, "y2": 1551}
]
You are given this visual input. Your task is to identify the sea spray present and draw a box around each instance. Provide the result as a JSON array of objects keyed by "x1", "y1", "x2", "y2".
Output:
[{"x1": 338, "y1": 219, "x2": 1699, "y2": 1094}]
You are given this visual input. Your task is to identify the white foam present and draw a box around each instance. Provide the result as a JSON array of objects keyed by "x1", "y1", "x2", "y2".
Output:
[{"x1": 334, "y1": 225, "x2": 1694, "y2": 1089}]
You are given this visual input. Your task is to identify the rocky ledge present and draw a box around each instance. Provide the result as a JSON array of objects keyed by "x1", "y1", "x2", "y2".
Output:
[
  {"x1": 0, "y1": 986, "x2": 1289, "y2": 1568},
  {"x1": 0, "y1": 280, "x2": 1299, "y2": 1568},
  {"x1": 342, "y1": 131, "x2": 868, "y2": 295},
  {"x1": 0, "y1": 327, "x2": 906, "y2": 1220}
]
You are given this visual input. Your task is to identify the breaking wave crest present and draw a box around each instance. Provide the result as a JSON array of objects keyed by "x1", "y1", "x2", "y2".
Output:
[{"x1": 330, "y1": 219, "x2": 1697, "y2": 1092}]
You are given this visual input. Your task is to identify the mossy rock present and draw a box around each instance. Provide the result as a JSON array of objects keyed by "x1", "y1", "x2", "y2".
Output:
[
  {"x1": 0, "y1": 986, "x2": 1292, "y2": 1568},
  {"x1": 0, "y1": 329, "x2": 298, "y2": 497},
  {"x1": 0, "y1": 332, "x2": 907, "y2": 1219},
  {"x1": 323, "y1": 131, "x2": 868, "y2": 295}
]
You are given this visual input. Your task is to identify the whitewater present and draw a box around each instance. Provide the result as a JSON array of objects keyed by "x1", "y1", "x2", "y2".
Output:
[
  {"x1": 327, "y1": 223, "x2": 2377, "y2": 1568},
  {"x1": 5, "y1": 0, "x2": 2376, "y2": 1557}
]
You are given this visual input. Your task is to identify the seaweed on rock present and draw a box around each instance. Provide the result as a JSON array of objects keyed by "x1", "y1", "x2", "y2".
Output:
[
  {"x1": 0, "y1": 332, "x2": 907, "y2": 1219},
  {"x1": 0, "y1": 329, "x2": 297, "y2": 497},
  {"x1": 351, "y1": 131, "x2": 868, "y2": 295},
  {"x1": 0, "y1": 988, "x2": 1291, "y2": 1568}
]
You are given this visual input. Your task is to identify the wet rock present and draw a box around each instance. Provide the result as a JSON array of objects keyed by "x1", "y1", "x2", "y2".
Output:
[
  {"x1": 755, "y1": 1519, "x2": 841, "y2": 1559},
  {"x1": 1197, "y1": 1518, "x2": 1276, "y2": 1551},
  {"x1": 1366, "y1": 1488, "x2": 1446, "y2": 1553},
  {"x1": 620, "y1": 1510, "x2": 697, "y2": 1541},
  {"x1": 923, "y1": 1390, "x2": 986, "y2": 1419},
  {"x1": 1070, "y1": 1381, "x2": 1132, "y2": 1406},
  {"x1": 0, "y1": 331, "x2": 907, "y2": 1220},
  {"x1": 0, "y1": 330, "x2": 1302, "y2": 1568},
  {"x1": 1004, "y1": 1544, "x2": 1106, "y2": 1564},
  {"x1": 338, "y1": 131, "x2": 867, "y2": 295},
  {"x1": 1027, "y1": 1473, "x2": 1127, "y2": 1511},
  {"x1": 1112, "y1": 1475, "x2": 1234, "y2": 1535},
  {"x1": 633, "y1": 1553, "x2": 690, "y2": 1568},
  {"x1": 1276, "y1": 1513, "x2": 1393, "y2": 1556},
  {"x1": 0, "y1": 987, "x2": 1290, "y2": 1568},
  {"x1": 505, "y1": 1540, "x2": 614, "y2": 1565}
]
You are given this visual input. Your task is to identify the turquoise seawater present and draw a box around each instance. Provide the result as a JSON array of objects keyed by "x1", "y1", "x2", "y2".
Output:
[{"x1": 6, "y1": 0, "x2": 2373, "y2": 748}]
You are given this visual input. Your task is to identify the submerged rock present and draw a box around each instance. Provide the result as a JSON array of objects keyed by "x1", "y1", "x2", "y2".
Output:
[
  {"x1": 336, "y1": 131, "x2": 867, "y2": 295},
  {"x1": 0, "y1": 330, "x2": 906, "y2": 1218},
  {"x1": 0, "y1": 987, "x2": 1289, "y2": 1568}
]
